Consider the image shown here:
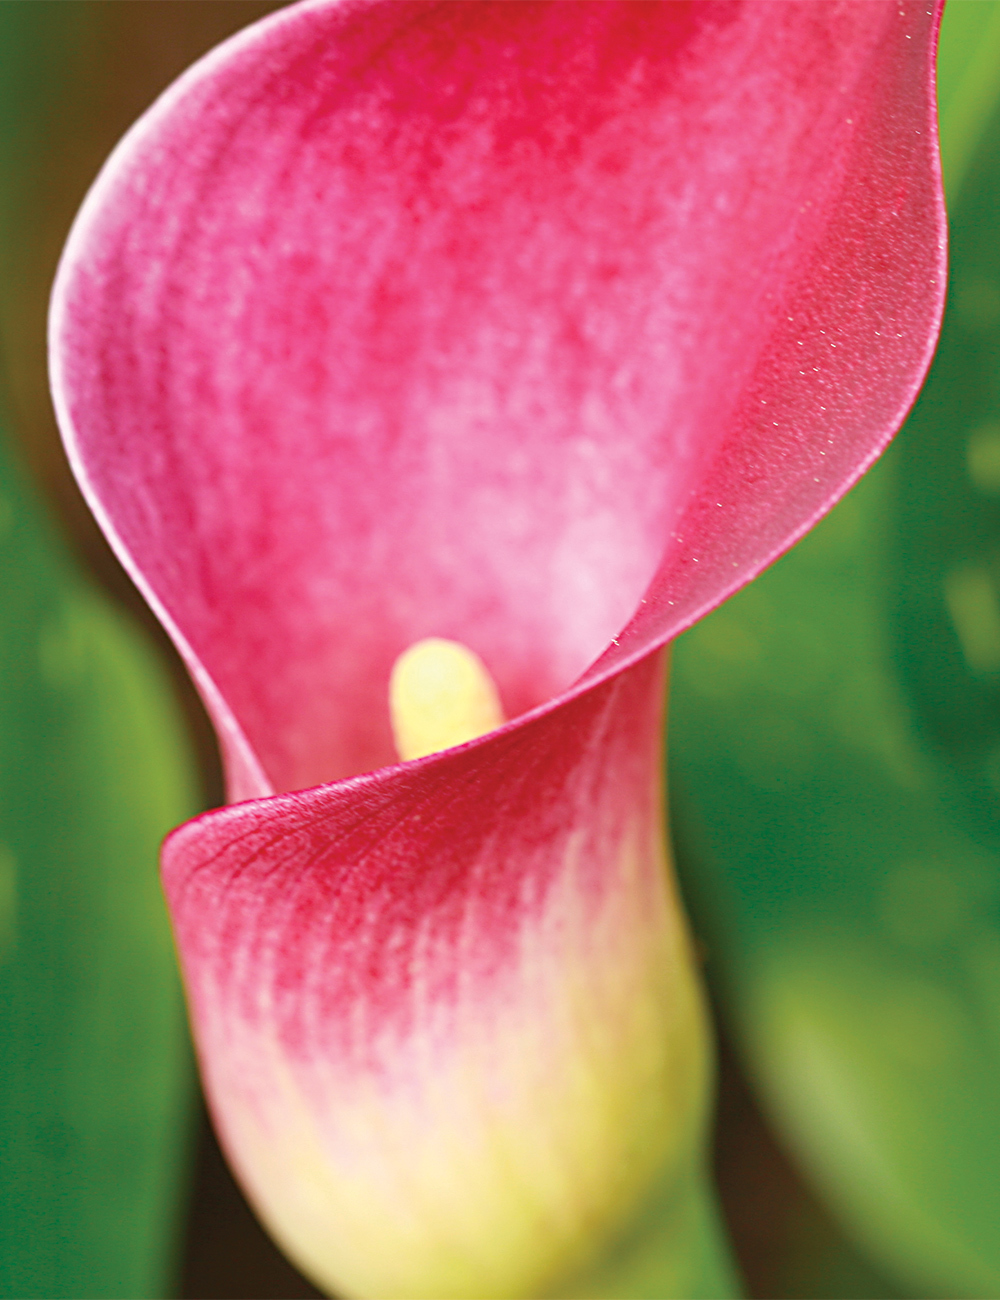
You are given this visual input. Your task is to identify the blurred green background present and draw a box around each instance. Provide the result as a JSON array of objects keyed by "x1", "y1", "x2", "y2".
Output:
[
  {"x1": 0, "y1": 6, "x2": 295, "y2": 1298},
  {"x1": 1, "y1": 3, "x2": 999, "y2": 1298},
  {"x1": 672, "y1": 3, "x2": 1000, "y2": 1297}
]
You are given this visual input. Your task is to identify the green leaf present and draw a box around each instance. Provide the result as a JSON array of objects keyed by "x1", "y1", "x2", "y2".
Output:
[
  {"x1": 0, "y1": 425, "x2": 199, "y2": 1298},
  {"x1": 671, "y1": 9, "x2": 1000, "y2": 1297},
  {"x1": 937, "y1": 0, "x2": 1000, "y2": 205}
]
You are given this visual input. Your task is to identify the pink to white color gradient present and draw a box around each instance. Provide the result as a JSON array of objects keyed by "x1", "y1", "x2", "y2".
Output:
[{"x1": 50, "y1": 3, "x2": 945, "y2": 1297}]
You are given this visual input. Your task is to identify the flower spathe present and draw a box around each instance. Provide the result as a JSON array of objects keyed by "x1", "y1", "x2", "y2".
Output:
[
  {"x1": 170, "y1": 649, "x2": 708, "y2": 1298},
  {"x1": 49, "y1": 3, "x2": 945, "y2": 1297}
]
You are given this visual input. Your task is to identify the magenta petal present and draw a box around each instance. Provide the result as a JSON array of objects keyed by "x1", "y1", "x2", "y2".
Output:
[
  {"x1": 49, "y1": 1, "x2": 945, "y2": 1295},
  {"x1": 51, "y1": 0, "x2": 944, "y2": 800},
  {"x1": 164, "y1": 651, "x2": 711, "y2": 1297}
]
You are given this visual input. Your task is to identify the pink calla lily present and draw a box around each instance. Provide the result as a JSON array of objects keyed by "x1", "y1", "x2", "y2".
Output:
[{"x1": 49, "y1": 2, "x2": 944, "y2": 1297}]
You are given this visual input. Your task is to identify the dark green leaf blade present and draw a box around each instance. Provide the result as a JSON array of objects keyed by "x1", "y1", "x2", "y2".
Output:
[{"x1": 0, "y1": 427, "x2": 198, "y2": 1299}]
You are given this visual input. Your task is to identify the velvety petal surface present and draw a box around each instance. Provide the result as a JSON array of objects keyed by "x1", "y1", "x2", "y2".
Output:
[
  {"x1": 49, "y1": 2, "x2": 945, "y2": 1296},
  {"x1": 51, "y1": 0, "x2": 944, "y2": 802},
  {"x1": 165, "y1": 650, "x2": 715, "y2": 1298}
]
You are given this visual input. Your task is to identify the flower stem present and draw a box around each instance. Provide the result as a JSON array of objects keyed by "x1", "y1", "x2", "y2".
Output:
[{"x1": 549, "y1": 1163, "x2": 742, "y2": 1300}]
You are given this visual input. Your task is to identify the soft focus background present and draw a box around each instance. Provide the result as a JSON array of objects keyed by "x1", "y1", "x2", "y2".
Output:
[{"x1": 1, "y1": 3, "x2": 998, "y2": 1298}]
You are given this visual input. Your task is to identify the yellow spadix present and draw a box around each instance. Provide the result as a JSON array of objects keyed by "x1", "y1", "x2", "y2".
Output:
[{"x1": 390, "y1": 637, "x2": 505, "y2": 762}]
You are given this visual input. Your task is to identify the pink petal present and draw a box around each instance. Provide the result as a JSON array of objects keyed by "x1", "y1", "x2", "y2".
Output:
[
  {"x1": 49, "y1": 1, "x2": 945, "y2": 1294},
  {"x1": 165, "y1": 650, "x2": 712, "y2": 1297},
  {"x1": 51, "y1": 0, "x2": 944, "y2": 800}
]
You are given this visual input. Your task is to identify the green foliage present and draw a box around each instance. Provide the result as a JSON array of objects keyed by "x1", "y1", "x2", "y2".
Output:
[
  {"x1": 0, "y1": 2, "x2": 200, "y2": 1293},
  {"x1": 0, "y1": 428, "x2": 198, "y2": 1298},
  {"x1": 671, "y1": 6, "x2": 1000, "y2": 1296}
]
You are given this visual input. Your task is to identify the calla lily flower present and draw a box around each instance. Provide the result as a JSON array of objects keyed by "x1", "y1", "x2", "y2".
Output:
[{"x1": 49, "y1": 2, "x2": 944, "y2": 1297}]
